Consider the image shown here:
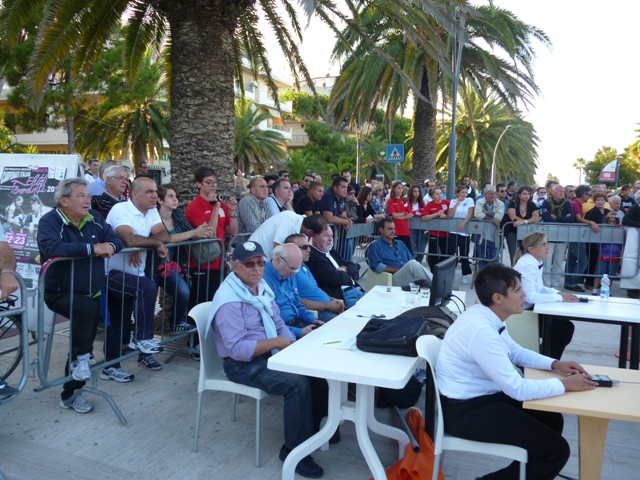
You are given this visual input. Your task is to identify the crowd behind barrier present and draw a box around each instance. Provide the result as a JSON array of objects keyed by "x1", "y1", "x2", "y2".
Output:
[{"x1": 35, "y1": 237, "x2": 223, "y2": 423}]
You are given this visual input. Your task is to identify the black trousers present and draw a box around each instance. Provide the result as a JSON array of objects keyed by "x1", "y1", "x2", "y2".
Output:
[
  {"x1": 44, "y1": 292, "x2": 101, "y2": 400},
  {"x1": 442, "y1": 392, "x2": 569, "y2": 480},
  {"x1": 539, "y1": 315, "x2": 575, "y2": 360}
]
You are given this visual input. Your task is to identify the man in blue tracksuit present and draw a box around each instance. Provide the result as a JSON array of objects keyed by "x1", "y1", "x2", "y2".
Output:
[{"x1": 38, "y1": 177, "x2": 124, "y2": 414}]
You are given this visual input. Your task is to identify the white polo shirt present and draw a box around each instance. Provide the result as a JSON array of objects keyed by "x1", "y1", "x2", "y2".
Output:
[
  {"x1": 106, "y1": 200, "x2": 162, "y2": 276},
  {"x1": 249, "y1": 211, "x2": 304, "y2": 259}
]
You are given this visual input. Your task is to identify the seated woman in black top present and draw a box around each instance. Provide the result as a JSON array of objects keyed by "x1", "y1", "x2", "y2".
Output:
[{"x1": 505, "y1": 187, "x2": 540, "y2": 266}]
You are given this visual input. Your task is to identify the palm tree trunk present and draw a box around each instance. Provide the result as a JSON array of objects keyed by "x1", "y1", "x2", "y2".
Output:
[
  {"x1": 159, "y1": 0, "x2": 238, "y2": 201},
  {"x1": 411, "y1": 66, "x2": 437, "y2": 184}
]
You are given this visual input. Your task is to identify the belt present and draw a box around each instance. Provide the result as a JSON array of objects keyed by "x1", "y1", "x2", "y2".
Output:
[
  {"x1": 343, "y1": 285, "x2": 359, "y2": 292},
  {"x1": 439, "y1": 394, "x2": 468, "y2": 406}
]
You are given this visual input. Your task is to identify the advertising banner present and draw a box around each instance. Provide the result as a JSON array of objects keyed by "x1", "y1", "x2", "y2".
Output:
[{"x1": 0, "y1": 154, "x2": 83, "y2": 289}]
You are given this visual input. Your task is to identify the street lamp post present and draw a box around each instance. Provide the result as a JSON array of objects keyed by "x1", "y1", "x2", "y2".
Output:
[{"x1": 491, "y1": 125, "x2": 513, "y2": 185}]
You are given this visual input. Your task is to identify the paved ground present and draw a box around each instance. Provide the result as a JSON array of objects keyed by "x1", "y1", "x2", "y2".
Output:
[{"x1": 0, "y1": 260, "x2": 638, "y2": 480}]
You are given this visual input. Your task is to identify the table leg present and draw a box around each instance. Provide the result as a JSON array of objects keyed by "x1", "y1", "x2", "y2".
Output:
[
  {"x1": 619, "y1": 325, "x2": 629, "y2": 369},
  {"x1": 630, "y1": 326, "x2": 640, "y2": 370},
  {"x1": 281, "y1": 379, "x2": 342, "y2": 480},
  {"x1": 577, "y1": 416, "x2": 609, "y2": 480},
  {"x1": 354, "y1": 384, "x2": 409, "y2": 480},
  {"x1": 361, "y1": 385, "x2": 410, "y2": 458}
]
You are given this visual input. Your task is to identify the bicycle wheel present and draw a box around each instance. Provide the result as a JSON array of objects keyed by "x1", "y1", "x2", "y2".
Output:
[{"x1": 0, "y1": 315, "x2": 23, "y2": 380}]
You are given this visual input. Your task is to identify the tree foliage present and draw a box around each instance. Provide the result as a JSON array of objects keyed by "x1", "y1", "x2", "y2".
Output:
[
  {"x1": 301, "y1": 121, "x2": 356, "y2": 179},
  {"x1": 279, "y1": 89, "x2": 329, "y2": 121}
]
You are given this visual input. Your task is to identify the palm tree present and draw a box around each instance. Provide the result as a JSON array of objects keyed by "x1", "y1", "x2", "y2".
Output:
[
  {"x1": 281, "y1": 150, "x2": 312, "y2": 182},
  {"x1": 433, "y1": 85, "x2": 538, "y2": 185},
  {"x1": 330, "y1": 3, "x2": 549, "y2": 184},
  {"x1": 572, "y1": 158, "x2": 586, "y2": 185},
  {"x1": 0, "y1": 0, "x2": 458, "y2": 200},
  {"x1": 235, "y1": 99, "x2": 287, "y2": 174}
]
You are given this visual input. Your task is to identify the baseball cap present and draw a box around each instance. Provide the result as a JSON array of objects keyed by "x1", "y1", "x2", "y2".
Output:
[{"x1": 232, "y1": 241, "x2": 266, "y2": 262}]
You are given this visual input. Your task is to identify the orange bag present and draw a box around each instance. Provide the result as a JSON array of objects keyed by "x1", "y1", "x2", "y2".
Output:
[{"x1": 375, "y1": 407, "x2": 445, "y2": 480}]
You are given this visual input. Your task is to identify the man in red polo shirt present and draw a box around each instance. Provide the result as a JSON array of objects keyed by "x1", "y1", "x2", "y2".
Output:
[{"x1": 186, "y1": 166, "x2": 238, "y2": 308}]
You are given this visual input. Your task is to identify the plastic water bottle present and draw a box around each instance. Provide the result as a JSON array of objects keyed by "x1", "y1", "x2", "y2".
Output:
[{"x1": 600, "y1": 274, "x2": 610, "y2": 300}]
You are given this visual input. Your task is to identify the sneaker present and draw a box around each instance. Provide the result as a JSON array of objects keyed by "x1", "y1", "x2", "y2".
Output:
[
  {"x1": 461, "y1": 275, "x2": 470, "y2": 285},
  {"x1": 0, "y1": 379, "x2": 19, "y2": 396},
  {"x1": 191, "y1": 344, "x2": 201, "y2": 361},
  {"x1": 138, "y1": 354, "x2": 163, "y2": 371},
  {"x1": 100, "y1": 367, "x2": 135, "y2": 383},
  {"x1": 71, "y1": 354, "x2": 92, "y2": 381},
  {"x1": 59, "y1": 393, "x2": 93, "y2": 414},
  {"x1": 133, "y1": 338, "x2": 164, "y2": 354},
  {"x1": 172, "y1": 322, "x2": 197, "y2": 334},
  {"x1": 279, "y1": 444, "x2": 324, "y2": 479},
  {"x1": 88, "y1": 353, "x2": 97, "y2": 366},
  {"x1": 592, "y1": 289, "x2": 599, "y2": 296}
]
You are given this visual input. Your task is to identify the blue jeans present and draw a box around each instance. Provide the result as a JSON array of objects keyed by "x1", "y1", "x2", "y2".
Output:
[
  {"x1": 477, "y1": 240, "x2": 497, "y2": 270},
  {"x1": 343, "y1": 286, "x2": 365, "y2": 308},
  {"x1": 106, "y1": 271, "x2": 157, "y2": 366},
  {"x1": 565, "y1": 242, "x2": 587, "y2": 287},
  {"x1": 223, "y1": 354, "x2": 328, "y2": 448},
  {"x1": 154, "y1": 269, "x2": 190, "y2": 329},
  {"x1": 596, "y1": 260, "x2": 619, "y2": 277},
  {"x1": 410, "y1": 229, "x2": 427, "y2": 263},
  {"x1": 317, "y1": 310, "x2": 338, "y2": 322}
]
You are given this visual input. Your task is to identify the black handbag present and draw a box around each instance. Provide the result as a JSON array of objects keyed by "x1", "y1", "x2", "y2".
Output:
[{"x1": 356, "y1": 306, "x2": 457, "y2": 357}]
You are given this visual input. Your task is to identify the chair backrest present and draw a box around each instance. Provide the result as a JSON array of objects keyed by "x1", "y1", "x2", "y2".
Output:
[
  {"x1": 504, "y1": 311, "x2": 540, "y2": 353},
  {"x1": 415, "y1": 335, "x2": 444, "y2": 452},
  {"x1": 189, "y1": 301, "x2": 223, "y2": 392},
  {"x1": 365, "y1": 271, "x2": 393, "y2": 292}
]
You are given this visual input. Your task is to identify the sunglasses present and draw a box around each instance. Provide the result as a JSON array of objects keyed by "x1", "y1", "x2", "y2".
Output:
[
  {"x1": 297, "y1": 244, "x2": 310, "y2": 250},
  {"x1": 239, "y1": 259, "x2": 265, "y2": 268}
]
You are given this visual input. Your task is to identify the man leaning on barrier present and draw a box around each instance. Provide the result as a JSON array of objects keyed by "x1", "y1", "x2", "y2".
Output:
[
  {"x1": 0, "y1": 228, "x2": 21, "y2": 396},
  {"x1": 38, "y1": 178, "x2": 125, "y2": 413}
]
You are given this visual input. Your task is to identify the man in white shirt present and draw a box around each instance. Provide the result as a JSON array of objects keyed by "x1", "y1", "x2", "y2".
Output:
[
  {"x1": 249, "y1": 211, "x2": 326, "y2": 260},
  {"x1": 436, "y1": 264, "x2": 596, "y2": 480},
  {"x1": 105, "y1": 177, "x2": 170, "y2": 378},
  {"x1": 84, "y1": 158, "x2": 100, "y2": 183},
  {"x1": 265, "y1": 178, "x2": 293, "y2": 215}
]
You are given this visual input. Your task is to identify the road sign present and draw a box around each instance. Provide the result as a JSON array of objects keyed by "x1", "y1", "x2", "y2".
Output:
[{"x1": 386, "y1": 144, "x2": 405, "y2": 163}]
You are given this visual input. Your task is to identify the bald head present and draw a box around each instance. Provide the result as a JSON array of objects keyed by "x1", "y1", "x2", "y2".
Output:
[
  {"x1": 551, "y1": 184, "x2": 565, "y2": 202},
  {"x1": 272, "y1": 243, "x2": 303, "y2": 279}
]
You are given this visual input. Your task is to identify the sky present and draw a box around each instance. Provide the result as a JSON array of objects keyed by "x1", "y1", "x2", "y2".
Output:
[{"x1": 264, "y1": 0, "x2": 640, "y2": 186}]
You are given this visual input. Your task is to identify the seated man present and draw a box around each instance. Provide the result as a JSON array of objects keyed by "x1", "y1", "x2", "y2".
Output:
[
  {"x1": 0, "y1": 229, "x2": 24, "y2": 396},
  {"x1": 106, "y1": 177, "x2": 169, "y2": 377},
  {"x1": 210, "y1": 241, "x2": 329, "y2": 478},
  {"x1": 437, "y1": 263, "x2": 596, "y2": 479},
  {"x1": 285, "y1": 233, "x2": 345, "y2": 322},
  {"x1": 367, "y1": 217, "x2": 432, "y2": 287},
  {"x1": 306, "y1": 226, "x2": 365, "y2": 308},
  {"x1": 38, "y1": 178, "x2": 124, "y2": 412},
  {"x1": 263, "y1": 243, "x2": 323, "y2": 338}
]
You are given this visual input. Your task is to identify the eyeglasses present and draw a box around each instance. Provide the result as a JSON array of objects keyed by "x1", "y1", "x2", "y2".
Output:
[
  {"x1": 347, "y1": 191, "x2": 355, "y2": 195},
  {"x1": 239, "y1": 259, "x2": 265, "y2": 268},
  {"x1": 279, "y1": 256, "x2": 300, "y2": 273},
  {"x1": 69, "y1": 194, "x2": 92, "y2": 200},
  {"x1": 498, "y1": 190, "x2": 506, "y2": 193},
  {"x1": 201, "y1": 180, "x2": 217, "y2": 187},
  {"x1": 111, "y1": 176, "x2": 128, "y2": 181},
  {"x1": 297, "y1": 244, "x2": 310, "y2": 250}
]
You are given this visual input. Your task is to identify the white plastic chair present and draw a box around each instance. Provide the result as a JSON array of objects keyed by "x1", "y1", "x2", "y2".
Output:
[
  {"x1": 365, "y1": 271, "x2": 393, "y2": 292},
  {"x1": 415, "y1": 335, "x2": 528, "y2": 480},
  {"x1": 190, "y1": 302, "x2": 268, "y2": 467}
]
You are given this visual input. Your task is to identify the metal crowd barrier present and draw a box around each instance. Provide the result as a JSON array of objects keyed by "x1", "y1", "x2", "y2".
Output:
[
  {"x1": 515, "y1": 223, "x2": 638, "y2": 282},
  {"x1": 35, "y1": 237, "x2": 223, "y2": 424},
  {"x1": 0, "y1": 274, "x2": 32, "y2": 406}
]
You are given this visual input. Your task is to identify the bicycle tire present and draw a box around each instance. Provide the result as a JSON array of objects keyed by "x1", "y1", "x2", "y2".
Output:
[{"x1": 0, "y1": 315, "x2": 23, "y2": 380}]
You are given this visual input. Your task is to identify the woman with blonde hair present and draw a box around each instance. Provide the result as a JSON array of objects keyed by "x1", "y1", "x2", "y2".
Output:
[{"x1": 513, "y1": 231, "x2": 578, "y2": 359}]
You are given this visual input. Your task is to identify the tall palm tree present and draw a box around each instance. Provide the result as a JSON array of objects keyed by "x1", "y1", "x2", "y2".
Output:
[
  {"x1": 330, "y1": 2, "x2": 549, "y2": 184},
  {"x1": 0, "y1": 0, "x2": 457, "y2": 200},
  {"x1": 433, "y1": 85, "x2": 538, "y2": 185},
  {"x1": 235, "y1": 99, "x2": 287, "y2": 174}
]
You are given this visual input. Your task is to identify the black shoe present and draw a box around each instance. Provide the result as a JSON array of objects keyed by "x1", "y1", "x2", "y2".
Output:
[
  {"x1": 279, "y1": 444, "x2": 324, "y2": 478},
  {"x1": 0, "y1": 379, "x2": 19, "y2": 396},
  {"x1": 565, "y1": 285, "x2": 585, "y2": 292}
]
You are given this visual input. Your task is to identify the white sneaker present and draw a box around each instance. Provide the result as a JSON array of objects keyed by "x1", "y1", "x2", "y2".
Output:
[
  {"x1": 60, "y1": 393, "x2": 93, "y2": 414},
  {"x1": 461, "y1": 275, "x2": 470, "y2": 285},
  {"x1": 71, "y1": 354, "x2": 92, "y2": 381}
]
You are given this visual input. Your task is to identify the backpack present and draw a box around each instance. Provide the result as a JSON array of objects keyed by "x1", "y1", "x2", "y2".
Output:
[{"x1": 356, "y1": 305, "x2": 457, "y2": 357}]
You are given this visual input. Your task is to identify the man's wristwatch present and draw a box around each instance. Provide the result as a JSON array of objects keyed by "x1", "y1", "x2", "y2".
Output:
[{"x1": 0, "y1": 269, "x2": 16, "y2": 276}]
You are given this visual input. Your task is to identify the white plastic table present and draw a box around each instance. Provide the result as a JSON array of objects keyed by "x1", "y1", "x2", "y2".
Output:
[
  {"x1": 268, "y1": 286, "x2": 465, "y2": 480},
  {"x1": 534, "y1": 296, "x2": 640, "y2": 368}
]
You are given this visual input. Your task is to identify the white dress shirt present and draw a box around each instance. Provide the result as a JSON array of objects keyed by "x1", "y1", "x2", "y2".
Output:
[
  {"x1": 513, "y1": 253, "x2": 562, "y2": 310},
  {"x1": 436, "y1": 304, "x2": 564, "y2": 402}
]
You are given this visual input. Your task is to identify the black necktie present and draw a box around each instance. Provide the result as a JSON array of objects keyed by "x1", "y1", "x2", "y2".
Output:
[
  {"x1": 538, "y1": 264, "x2": 544, "y2": 269},
  {"x1": 498, "y1": 326, "x2": 505, "y2": 335}
]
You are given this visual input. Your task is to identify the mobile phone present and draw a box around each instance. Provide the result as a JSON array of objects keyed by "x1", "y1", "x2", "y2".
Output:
[{"x1": 588, "y1": 374, "x2": 613, "y2": 387}]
